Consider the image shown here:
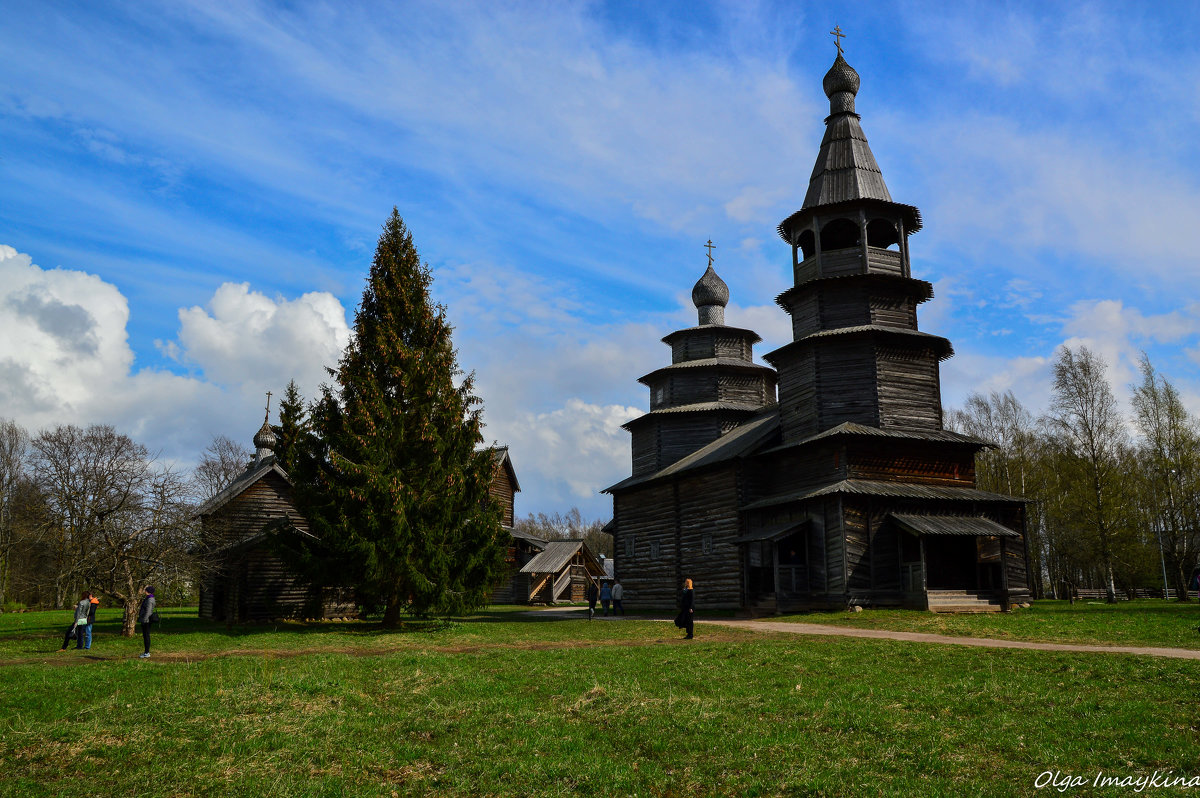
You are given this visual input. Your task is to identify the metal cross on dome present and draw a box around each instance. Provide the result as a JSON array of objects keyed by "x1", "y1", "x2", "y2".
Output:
[
  {"x1": 264, "y1": 390, "x2": 273, "y2": 421},
  {"x1": 705, "y1": 239, "x2": 716, "y2": 268},
  {"x1": 830, "y1": 25, "x2": 846, "y2": 56}
]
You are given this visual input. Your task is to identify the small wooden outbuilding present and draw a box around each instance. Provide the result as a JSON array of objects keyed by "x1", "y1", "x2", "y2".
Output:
[{"x1": 519, "y1": 540, "x2": 607, "y2": 604}]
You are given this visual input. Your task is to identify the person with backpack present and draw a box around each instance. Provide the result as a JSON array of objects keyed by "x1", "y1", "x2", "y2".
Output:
[
  {"x1": 137, "y1": 586, "x2": 157, "y2": 659},
  {"x1": 58, "y1": 591, "x2": 91, "y2": 652},
  {"x1": 81, "y1": 592, "x2": 99, "y2": 650}
]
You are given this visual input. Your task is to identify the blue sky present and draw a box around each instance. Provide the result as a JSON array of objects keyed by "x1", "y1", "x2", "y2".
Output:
[{"x1": 3, "y1": 1, "x2": 1200, "y2": 520}]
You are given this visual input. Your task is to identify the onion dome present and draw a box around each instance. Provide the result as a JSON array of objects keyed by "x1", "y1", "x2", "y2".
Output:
[
  {"x1": 692, "y1": 265, "x2": 729, "y2": 326},
  {"x1": 253, "y1": 418, "x2": 276, "y2": 454},
  {"x1": 823, "y1": 54, "x2": 860, "y2": 115}
]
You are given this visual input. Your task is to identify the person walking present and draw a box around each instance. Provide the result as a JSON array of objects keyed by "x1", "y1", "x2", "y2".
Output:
[
  {"x1": 585, "y1": 579, "x2": 599, "y2": 620},
  {"x1": 58, "y1": 591, "x2": 91, "y2": 652},
  {"x1": 83, "y1": 592, "x2": 99, "y2": 650},
  {"x1": 599, "y1": 581, "x2": 612, "y2": 616},
  {"x1": 611, "y1": 579, "x2": 624, "y2": 615},
  {"x1": 137, "y1": 586, "x2": 157, "y2": 658},
  {"x1": 680, "y1": 578, "x2": 695, "y2": 639}
]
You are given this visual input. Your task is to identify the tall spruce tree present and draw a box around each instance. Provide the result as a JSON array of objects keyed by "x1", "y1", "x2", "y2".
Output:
[
  {"x1": 271, "y1": 379, "x2": 307, "y2": 474},
  {"x1": 290, "y1": 210, "x2": 505, "y2": 626}
]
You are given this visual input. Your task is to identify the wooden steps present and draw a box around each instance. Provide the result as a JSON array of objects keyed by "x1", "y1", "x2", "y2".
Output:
[{"x1": 926, "y1": 590, "x2": 1006, "y2": 613}]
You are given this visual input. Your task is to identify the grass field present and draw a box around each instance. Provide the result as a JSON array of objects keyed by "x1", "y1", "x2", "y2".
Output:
[
  {"x1": 772, "y1": 599, "x2": 1200, "y2": 650},
  {"x1": 2, "y1": 604, "x2": 1199, "y2": 797}
]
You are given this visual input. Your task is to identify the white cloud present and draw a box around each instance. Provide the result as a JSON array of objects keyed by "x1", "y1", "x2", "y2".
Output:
[
  {"x1": 0, "y1": 245, "x2": 352, "y2": 464},
  {"x1": 503, "y1": 398, "x2": 641, "y2": 505},
  {"x1": 168, "y1": 282, "x2": 351, "y2": 393}
]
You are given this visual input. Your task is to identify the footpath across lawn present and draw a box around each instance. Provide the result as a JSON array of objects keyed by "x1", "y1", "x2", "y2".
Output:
[
  {"x1": 771, "y1": 598, "x2": 1200, "y2": 650},
  {"x1": 1, "y1": 605, "x2": 1198, "y2": 797}
]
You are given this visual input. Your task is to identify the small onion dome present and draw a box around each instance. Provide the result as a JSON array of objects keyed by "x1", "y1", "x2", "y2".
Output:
[
  {"x1": 823, "y1": 54, "x2": 860, "y2": 115},
  {"x1": 822, "y1": 53, "x2": 860, "y2": 98},
  {"x1": 692, "y1": 264, "x2": 729, "y2": 309},
  {"x1": 253, "y1": 419, "x2": 277, "y2": 453}
]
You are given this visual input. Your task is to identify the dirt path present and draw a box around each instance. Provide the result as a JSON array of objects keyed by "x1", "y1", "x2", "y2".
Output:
[{"x1": 698, "y1": 619, "x2": 1200, "y2": 660}]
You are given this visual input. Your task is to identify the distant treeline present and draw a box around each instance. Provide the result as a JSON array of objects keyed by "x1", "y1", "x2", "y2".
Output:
[{"x1": 948, "y1": 346, "x2": 1199, "y2": 601}]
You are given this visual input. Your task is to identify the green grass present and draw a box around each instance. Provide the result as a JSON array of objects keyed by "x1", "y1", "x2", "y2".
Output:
[
  {"x1": 2, "y1": 606, "x2": 1199, "y2": 797},
  {"x1": 771, "y1": 599, "x2": 1200, "y2": 650}
]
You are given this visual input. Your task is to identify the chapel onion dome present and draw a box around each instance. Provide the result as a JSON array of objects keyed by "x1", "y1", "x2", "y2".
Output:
[
  {"x1": 692, "y1": 264, "x2": 729, "y2": 326},
  {"x1": 253, "y1": 419, "x2": 277, "y2": 455},
  {"x1": 822, "y1": 53, "x2": 860, "y2": 115}
]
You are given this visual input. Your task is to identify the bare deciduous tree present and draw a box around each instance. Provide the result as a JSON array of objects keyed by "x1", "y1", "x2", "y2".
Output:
[
  {"x1": 193, "y1": 434, "x2": 252, "y2": 500},
  {"x1": 514, "y1": 507, "x2": 612, "y2": 557},
  {"x1": 31, "y1": 424, "x2": 201, "y2": 634}
]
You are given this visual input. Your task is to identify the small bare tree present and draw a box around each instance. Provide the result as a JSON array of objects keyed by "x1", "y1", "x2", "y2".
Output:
[
  {"x1": 31, "y1": 425, "x2": 201, "y2": 635},
  {"x1": 193, "y1": 434, "x2": 252, "y2": 500}
]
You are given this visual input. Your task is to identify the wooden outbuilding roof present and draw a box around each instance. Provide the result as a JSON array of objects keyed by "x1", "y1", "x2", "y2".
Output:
[{"x1": 519, "y1": 540, "x2": 606, "y2": 576}]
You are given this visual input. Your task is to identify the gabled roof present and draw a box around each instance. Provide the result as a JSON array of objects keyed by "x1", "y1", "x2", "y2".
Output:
[
  {"x1": 740, "y1": 478, "x2": 1023, "y2": 512},
  {"x1": 510, "y1": 528, "x2": 547, "y2": 549},
  {"x1": 606, "y1": 408, "x2": 781, "y2": 493},
  {"x1": 193, "y1": 455, "x2": 290, "y2": 519},
  {"x1": 519, "y1": 540, "x2": 605, "y2": 576},
  {"x1": 488, "y1": 446, "x2": 521, "y2": 493}
]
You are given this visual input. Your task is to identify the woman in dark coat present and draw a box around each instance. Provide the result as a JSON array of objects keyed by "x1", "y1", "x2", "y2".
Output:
[
  {"x1": 680, "y1": 578, "x2": 694, "y2": 639},
  {"x1": 137, "y1": 586, "x2": 156, "y2": 658}
]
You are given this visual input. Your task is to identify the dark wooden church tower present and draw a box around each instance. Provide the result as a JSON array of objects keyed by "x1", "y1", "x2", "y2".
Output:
[
  {"x1": 608, "y1": 46, "x2": 1030, "y2": 613},
  {"x1": 624, "y1": 258, "x2": 777, "y2": 477}
]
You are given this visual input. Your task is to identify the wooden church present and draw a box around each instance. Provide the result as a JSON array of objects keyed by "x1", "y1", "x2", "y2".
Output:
[
  {"x1": 197, "y1": 414, "x2": 527, "y2": 620},
  {"x1": 606, "y1": 46, "x2": 1030, "y2": 613}
]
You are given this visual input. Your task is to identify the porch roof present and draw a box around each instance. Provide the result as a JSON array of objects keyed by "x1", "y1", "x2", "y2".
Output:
[
  {"x1": 891, "y1": 514, "x2": 1020, "y2": 538},
  {"x1": 734, "y1": 519, "x2": 810, "y2": 543}
]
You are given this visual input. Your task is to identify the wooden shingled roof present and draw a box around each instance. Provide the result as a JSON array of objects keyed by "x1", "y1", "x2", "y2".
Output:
[
  {"x1": 519, "y1": 540, "x2": 606, "y2": 576},
  {"x1": 891, "y1": 514, "x2": 1021, "y2": 538},
  {"x1": 193, "y1": 456, "x2": 289, "y2": 519}
]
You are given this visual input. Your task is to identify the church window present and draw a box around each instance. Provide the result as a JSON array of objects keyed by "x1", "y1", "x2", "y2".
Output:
[
  {"x1": 624, "y1": 535, "x2": 636, "y2": 558},
  {"x1": 798, "y1": 229, "x2": 816, "y2": 260},
  {"x1": 649, "y1": 540, "x2": 661, "y2": 559},
  {"x1": 702, "y1": 534, "x2": 713, "y2": 554},
  {"x1": 866, "y1": 218, "x2": 899, "y2": 249},
  {"x1": 820, "y1": 217, "x2": 860, "y2": 251}
]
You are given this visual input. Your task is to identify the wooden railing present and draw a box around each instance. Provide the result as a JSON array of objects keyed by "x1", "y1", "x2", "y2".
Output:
[{"x1": 553, "y1": 570, "x2": 572, "y2": 602}]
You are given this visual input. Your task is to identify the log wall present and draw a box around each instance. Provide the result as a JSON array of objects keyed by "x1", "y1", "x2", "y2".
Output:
[{"x1": 875, "y1": 345, "x2": 942, "y2": 429}]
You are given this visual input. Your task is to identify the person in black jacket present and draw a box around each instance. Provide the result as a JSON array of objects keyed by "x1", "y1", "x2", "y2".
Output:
[
  {"x1": 137, "y1": 586, "x2": 157, "y2": 658},
  {"x1": 680, "y1": 578, "x2": 694, "y2": 639},
  {"x1": 585, "y1": 580, "x2": 599, "y2": 620}
]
